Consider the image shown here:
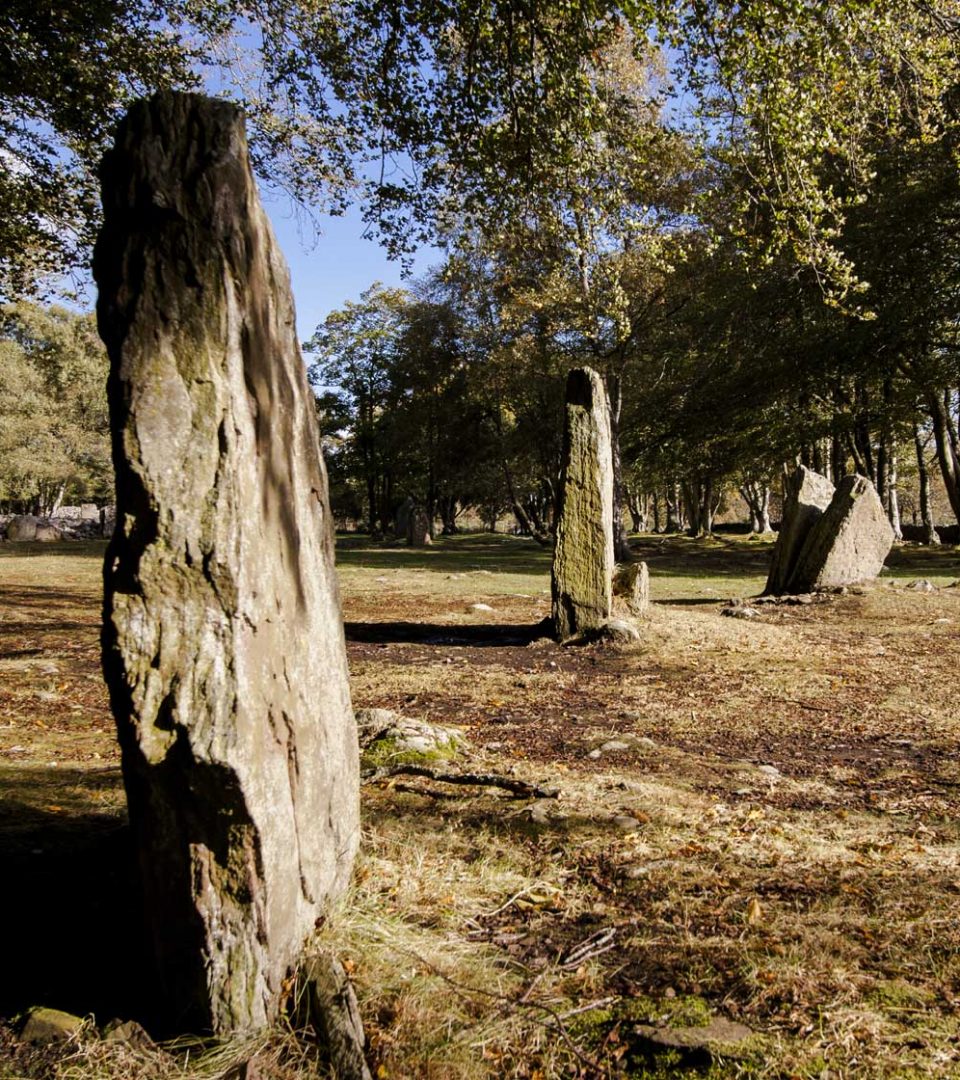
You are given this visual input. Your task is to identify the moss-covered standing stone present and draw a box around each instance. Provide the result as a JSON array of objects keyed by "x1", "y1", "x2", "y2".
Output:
[
  {"x1": 552, "y1": 368, "x2": 614, "y2": 642},
  {"x1": 93, "y1": 92, "x2": 359, "y2": 1035}
]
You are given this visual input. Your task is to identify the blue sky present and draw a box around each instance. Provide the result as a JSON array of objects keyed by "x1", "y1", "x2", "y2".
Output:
[{"x1": 263, "y1": 194, "x2": 440, "y2": 347}]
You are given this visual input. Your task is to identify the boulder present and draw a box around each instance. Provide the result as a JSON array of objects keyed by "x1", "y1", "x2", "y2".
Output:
[
  {"x1": 788, "y1": 474, "x2": 894, "y2": 592},
  {"x1": 34, "y1": 523, "x2": 62, "y2": 542},
  {"x1": 80, "y1": 503, "x2": 100, "y2": 521},
  {"x1": 597, "y1": 617, "x2": 641, "y2": 644},
  {"x1": 552, "y1": 368, "x2": 614, "y2": 641},
  {"x1": 6, "y1": 514, "x2": 39, "y2": 541},
  {"x1": 765, "y1": 467, "x2": 835, "y2": 595},
  {"x1": 93, "y1": 92, "x2": 359, "y2": 1034}
]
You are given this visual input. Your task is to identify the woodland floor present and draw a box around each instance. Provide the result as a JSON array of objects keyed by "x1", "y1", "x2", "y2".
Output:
[{"x1": 0, "y1": 533, "x2": 959, "y2": 1078}]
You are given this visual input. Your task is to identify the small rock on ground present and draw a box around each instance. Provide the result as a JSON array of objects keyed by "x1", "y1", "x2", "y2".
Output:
[
  {"x1": 355, "y1": 708, "x2": 466, "y2": 757},
  {"x1": 721, "y1": 606, "x2": 760, "y2": 619},
  {"x1": 632, "y1": 1017, "x2": 756, "y2": 1059}
]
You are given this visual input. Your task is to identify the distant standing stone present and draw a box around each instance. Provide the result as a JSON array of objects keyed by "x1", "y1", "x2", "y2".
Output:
[
  {"x1": 613, "y1": 561, "x2": 650, "y2": 616},
  {"x1": 765, "y1": 467, "x2": 835, "y2": 595},
  {"x1": 788, "y1": 474, "x2": 894, "y2": 592},
  {"x1": 94, "y1": 92, "x2": 359, "y2": 1034},
  {"x1": 552, "y1": 368, "x2": 614, "y2": 641},
  {"x1": 407, "y1": 508, "x2": 432, "y2": 546}
]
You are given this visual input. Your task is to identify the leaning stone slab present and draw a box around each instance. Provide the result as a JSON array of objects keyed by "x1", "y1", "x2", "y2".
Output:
[
  {"x1": 552, "y1": 368, "x2": 614, "y2": 641},
  {"x1": 788, "y1": 474, "x2": 894, "y2": 592},
  {"x1": 94, "y1": 92, "x2": 359, "y2": 1034},
  {"x1": 765, "y1": 467, "x2": 835, "y2": 595}
]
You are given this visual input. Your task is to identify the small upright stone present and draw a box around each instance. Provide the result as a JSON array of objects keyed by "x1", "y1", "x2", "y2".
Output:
[
  {"x1": 551, "y1": 368, "x2": 614, "y2": 641},
  {"x1": 407, "y1": 508, "x2": 432, "y2": 546},
  {"x1": 788, "y1": 474, "x2": 894, "y2": 592},
  {"x1": 765, "y1": 467, "x2": 835, "y2": 595},
  {"x1": 93, "y1": 92, "x2": 359, "y2": 1034},
  {"x1": 613, "y1": 561, "x2": 650, "y2": 616}
]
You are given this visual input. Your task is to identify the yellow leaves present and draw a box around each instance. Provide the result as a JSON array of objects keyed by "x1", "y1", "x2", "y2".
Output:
[{"x1": 746, "y1": 897, "x2": 763, "y2": 926}]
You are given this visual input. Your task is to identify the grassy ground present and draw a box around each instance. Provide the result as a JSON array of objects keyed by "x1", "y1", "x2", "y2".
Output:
[{"x1": 1, "y1": 533, "x2": 959, "y2": 1078}]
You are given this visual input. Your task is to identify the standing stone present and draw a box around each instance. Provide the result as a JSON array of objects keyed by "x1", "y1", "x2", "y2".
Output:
[
  {"x1": 613, "y1": 561, "x2": 650, "y2": 617},
  {"x1": 788, "y1": 474, "x2": 894, "y2": 592},
  {"x1": 93, "y1": 92, "x2": 360, "y2": 1034},
  {"x1": 407, "y1": 508, "x2": 432, "y2": 546},
  {"x1": 393, "y1": 496, "x2": 415, "y2": 539},
  {"x1": 764, "y1": 467, "x2": 835, "y2": 595},
  {"x1": 551, "y1": 368, "x2": 614, "y2": 641},
  {"x1": 99, "y1": 505, "x2": 116, "y2": 537}
]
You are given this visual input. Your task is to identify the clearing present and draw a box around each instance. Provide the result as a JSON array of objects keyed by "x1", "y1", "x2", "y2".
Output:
[{"x1": 1, "y1": 534, "x2": 959, "y2": 1078}]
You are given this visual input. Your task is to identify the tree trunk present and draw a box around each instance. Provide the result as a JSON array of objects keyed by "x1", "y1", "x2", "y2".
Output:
[
  {"x1": 928, "y1": 391, "x2": 960, "y2": 524},
  {"x1": 886, "y1": 442, "x2": 902, "y2": 540},
  {"x1": 606, "y1": 374, "x2": 631, "y2": 560},
  {"x1": 914, "y1": 420, "x2": 941, "y2": 544},
  {"x1": 665, "y1": 484, "x2": 682, "y2": 532},
  {"x1": 502, "y1": 460, "x2": 550, "y2": 545},
  {"x1": 94, "y1": 92, "x2": 360, "y2": 1035}
]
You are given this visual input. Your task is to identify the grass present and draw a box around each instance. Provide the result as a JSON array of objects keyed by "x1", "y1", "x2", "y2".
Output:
[{"x1": 1, "y1": 532, "x2": 960, "y2": 1078}]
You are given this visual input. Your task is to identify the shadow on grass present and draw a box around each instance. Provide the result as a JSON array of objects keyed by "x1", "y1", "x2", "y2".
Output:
[
  {"x1": 336, "y1": 532, "x2": 551, "y2": 576},
  {"x1": 0, "y1": 766, "x2": 157, "y2": 1027},
  {"x1": 345, "y1": 621, "x2": 550, "y2": 647}
]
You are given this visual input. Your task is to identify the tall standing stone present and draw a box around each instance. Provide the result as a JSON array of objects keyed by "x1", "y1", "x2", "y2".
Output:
[
  {"x1": 552, "y1": 368, "x2": 614, "y2": 641},
  {"x1": 788, "y1": 474, "x2": 894, "y2": 592},
  {"x1": 764, "y1": 466, "x2": 835, "y2": 595},
  {"x1": 93, "y1": 93, "x2": 360, "y2": 1034}
]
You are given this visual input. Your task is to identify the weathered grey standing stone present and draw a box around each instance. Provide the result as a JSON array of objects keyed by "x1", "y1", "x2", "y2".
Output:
[
  {"x1": 93, "y1": 92, "x2": 359, "y2": 1035},
  {"x1": 788, "y1": 474, "x2": 894, "y2": 592},
  {"x1": 613, "y1": 561, "x2": 649, "y2": 616},
  {"x1": 764, "y1": 467, "x2": 835, "y2": 595},
  {"x1": 99, "y1": 505, "x2": 116, "y2": 537},
  {"x1": 551, "y1": 368, "x2": 614, "y2": 641},
  {"x1": 407, "y1": 508, "x2": 432, "y2": 546},
  {"x1": 5, "y1": 514, "x2": 39, "y2": 541}
]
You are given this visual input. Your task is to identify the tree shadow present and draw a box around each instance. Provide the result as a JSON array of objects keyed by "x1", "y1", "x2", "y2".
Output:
[
  {"x1": 0, "y1": 767, "x2": 158, "y2": 1028},
  {"x1": 344, "y1": 621, "x2": 552, "y2": 647}
]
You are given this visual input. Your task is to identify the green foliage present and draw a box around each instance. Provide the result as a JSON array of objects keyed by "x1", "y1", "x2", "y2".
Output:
[{"x1": 0, "y1": 303, "x2": 111, "y2": 511}]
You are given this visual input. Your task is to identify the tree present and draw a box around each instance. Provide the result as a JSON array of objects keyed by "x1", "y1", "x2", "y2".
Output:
[{"x1": 0, "y1": 303, "x2": 110, "y2": 511}]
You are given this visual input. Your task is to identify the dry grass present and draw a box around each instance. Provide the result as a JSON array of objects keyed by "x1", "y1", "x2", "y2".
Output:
[{"x1": 2, "y1": 534, "x2": 960, "y2": 1078}]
